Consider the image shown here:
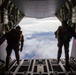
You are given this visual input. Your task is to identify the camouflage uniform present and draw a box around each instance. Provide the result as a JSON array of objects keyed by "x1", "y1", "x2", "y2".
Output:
[
  {"x1": 55, "y1": 21, "x2": 76, "y2": 69},
  {"x1": 0, "y1": 26, "x2": 24, "y2": 70}
]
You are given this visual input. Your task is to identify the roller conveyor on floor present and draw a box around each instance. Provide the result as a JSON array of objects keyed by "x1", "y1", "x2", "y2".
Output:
[{"x1": 0, "y1": 59, "x2": 76, "y2": 75}]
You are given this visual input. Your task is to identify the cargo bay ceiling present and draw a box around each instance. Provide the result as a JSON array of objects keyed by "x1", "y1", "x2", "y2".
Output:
[{"x1": 11, "y1": 0, "x2": 66, "y2": 18}]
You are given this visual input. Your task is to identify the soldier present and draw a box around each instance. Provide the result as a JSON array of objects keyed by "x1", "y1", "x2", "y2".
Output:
[
  {"x1": 54, "y1": 20, "x2": 76, "y2": 71},
  {"x1": 0, "y1": 26, "x2": 24, "y2": 71}
]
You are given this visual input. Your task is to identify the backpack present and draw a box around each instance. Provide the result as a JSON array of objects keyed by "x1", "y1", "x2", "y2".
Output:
[
  {"x1": 6, "y1": 29, "x2": 22, "y2": 45},
  {"x1": 57, "y1": 26, "x2": 72, "y2": 41}
]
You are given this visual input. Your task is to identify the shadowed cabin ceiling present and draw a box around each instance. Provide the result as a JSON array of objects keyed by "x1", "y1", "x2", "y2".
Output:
[{"x1": 11, "y1": 0, "x2": 66, "y2": 19}]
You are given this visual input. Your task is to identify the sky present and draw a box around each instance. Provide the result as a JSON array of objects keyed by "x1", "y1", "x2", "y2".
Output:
[{"x1": 11, "y1": 17, "x2": 73, "y2": 59}]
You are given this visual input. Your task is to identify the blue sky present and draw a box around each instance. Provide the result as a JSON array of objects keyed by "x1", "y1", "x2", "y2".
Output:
[{"x1": 11, "y1": 17, "x2": 73, "y2": 59}]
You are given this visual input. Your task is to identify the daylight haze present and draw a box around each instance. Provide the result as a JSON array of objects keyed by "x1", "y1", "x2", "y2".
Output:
[{"x1": 11, "y1": 17, "x2": 73, "y2": 59}]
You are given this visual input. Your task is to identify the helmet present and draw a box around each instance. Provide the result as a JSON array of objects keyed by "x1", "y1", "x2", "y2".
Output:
[{"x1": 16, "y1": 26, "x2": 21, "y2": 30}]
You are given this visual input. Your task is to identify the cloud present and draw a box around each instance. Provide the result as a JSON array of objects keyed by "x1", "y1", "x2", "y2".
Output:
[
  {"x1": 11, "y1": 17, "x2": 72, "y2": 60},
  {"x1": 19, "y1": 17, "x2": 61, "y2": 26},
  {"x1": 26, "y1": 32, "x2": 55, "y2": 41},
  {"x1": 18, "y1": 31, "x2": 59, "y2": 59}
]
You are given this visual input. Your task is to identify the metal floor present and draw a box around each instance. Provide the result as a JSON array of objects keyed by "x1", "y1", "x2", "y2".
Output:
[{"x1": 0, "y1": 59, "x2": 76, "y2": 75}]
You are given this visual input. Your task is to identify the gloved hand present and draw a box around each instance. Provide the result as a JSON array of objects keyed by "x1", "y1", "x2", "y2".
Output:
[
  {"x1": 20, "y1": 48, "x2": 23, "y2": 52},
  {"x1": 54, "y1": 31, "x2": 57, "y2": 38}
]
